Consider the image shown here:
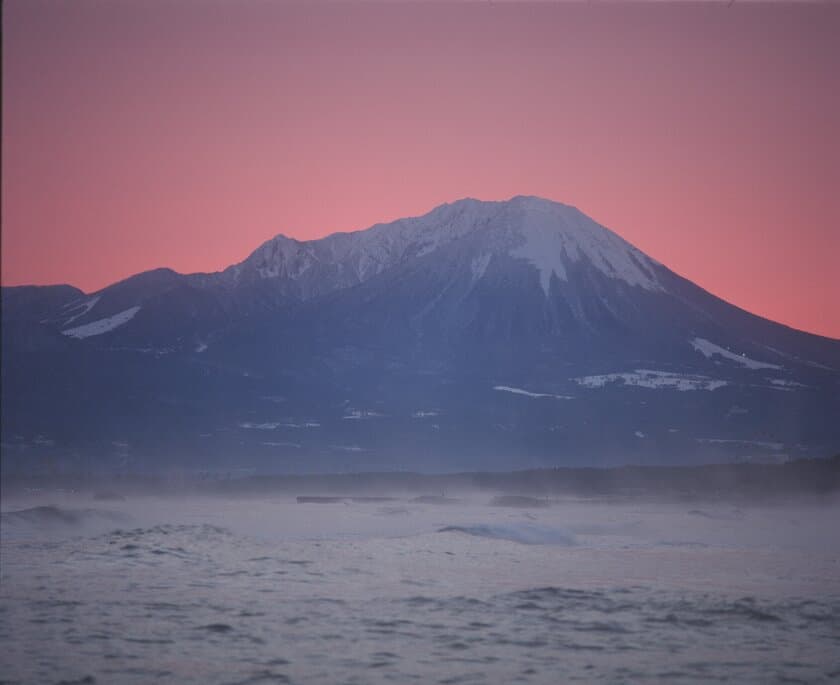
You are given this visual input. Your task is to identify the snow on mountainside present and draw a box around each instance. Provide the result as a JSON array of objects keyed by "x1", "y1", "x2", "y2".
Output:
[
  {"x1": 62, "y1": 306, "x2": 141, "y2": 339},
  {"x1": 220, "y1": 199, "x2": 494, "y2": 297},
  {"x1": 691, "y1": 337, "x2": 781, "y2": 370},
  {"x1": 575, "y1": 370, "x2": 729, "y2": 392},
  {"x1": 7, "y1": 196, "x2": 680, "y2": 342},
  {"x1": 506, "y1": 197, "x2": 662, "y2": 294},
  {"x1": 3, "y1": 195, "x2": 839, "y2": 471},
  {"x1": 224, "y1": 196, "x2": 665, "y2": 298}
]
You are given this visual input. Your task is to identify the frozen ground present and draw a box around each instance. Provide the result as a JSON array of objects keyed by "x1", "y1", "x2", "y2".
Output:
[{"x1": 1, "y1": 491, "x2": 839, "y2": 684}]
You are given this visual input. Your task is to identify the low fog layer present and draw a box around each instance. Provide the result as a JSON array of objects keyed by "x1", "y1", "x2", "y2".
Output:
[
  {"x1": 2, "y1": 478, "x2": 839, "y2": 684},
  {"x1": 3, "y1": 488, "x2": 839, "y2": 597},
  {"x1": 3, "y1": 456, "x2": 839, "y2": 501}
]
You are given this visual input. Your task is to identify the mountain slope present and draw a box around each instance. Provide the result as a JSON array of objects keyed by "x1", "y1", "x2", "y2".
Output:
[{"x1": 2, "y1": 196, "x2": 838, "y2": 473}]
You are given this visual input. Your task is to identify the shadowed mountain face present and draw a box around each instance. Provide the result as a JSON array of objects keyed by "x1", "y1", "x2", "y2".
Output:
[{"x1": 3, "y1": 196, "x2": 839, "y2": 473}]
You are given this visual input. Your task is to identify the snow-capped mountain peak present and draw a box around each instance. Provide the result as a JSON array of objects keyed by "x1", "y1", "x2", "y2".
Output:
[
  {"x1": 503, "y1": 196, "x2": 663, "y2": 294},
  {"x1": 226, "y1": 196, "x2": 664, "y2": 298},
  {"x1": 4, "y1": 194, "x2": 839, "y2": 471}
]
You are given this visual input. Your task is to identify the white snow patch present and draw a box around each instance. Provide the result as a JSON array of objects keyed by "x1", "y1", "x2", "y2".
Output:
[
  {"x1": 343, "y1": 410, "x2": 385, "y2": 420},
  {"x1": 762, "y1": 345, "x2": 834, "y2": 371},
  {"x1": 769, "y1": 378, "x2": 808, "y2": 389},
  {"x1": 412, "y1": 410, "x2": 440, "y2": 418},
  {"x1": 509, "y1": 198, "x2": 662, "y2": 295},
  {"x1": 494, "y1": 385, "x2": 574, "y2": 400},
  {"x1": 575, "y1": 370, "x2": 728, "y2": 392},
  {"x1": 61, "y1": 296, "x2": 101, "y2": 325},
  {"x1": 105, "y1": 346, "x2": 172, "y2": 356},
  {"x1": 238, "y1": 422, "x2": 281, "y2": 430},
  {"x1": 330, "y1": 444, "x2": 366, "y2": 452},
  {"x1": 635, "y1": 431, "x2": 645, "y2": 438},
  {"x1": 691, "y1": 338, "x2": 781, "y2": 370},
  {"x1": 62, "y1": 306, "x2": 141, "y2": 339},
  {"x1": 196, "y1": 342, "x2": 208, "y2": 353},
  {"x1": 279, "y1": 422, "x2": 321, "y2": 429},
  {"x1": 261, "y1": 441, "x2": 302, "y2": 448},
  {"x1": 470, "y1": 254, "x2": 491, "y2": 282}
]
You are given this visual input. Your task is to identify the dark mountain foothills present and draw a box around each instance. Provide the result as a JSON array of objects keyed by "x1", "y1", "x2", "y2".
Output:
[
  {"x1": 2, "y1": 196, "x2": 839, "y2": 473},
  {"x1": 2, "y1": 456, "x2": 838, "y2": 501}
]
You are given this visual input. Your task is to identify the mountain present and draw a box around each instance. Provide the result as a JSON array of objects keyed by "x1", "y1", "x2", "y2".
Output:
[{"x1": 3, "y1": 196, "x2": 839, "y2": 474}]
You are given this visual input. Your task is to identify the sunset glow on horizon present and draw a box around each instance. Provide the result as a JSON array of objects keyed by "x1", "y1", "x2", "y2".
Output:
[{"x1": 3, "y1": 1, "x2": 839, "y2": 338}]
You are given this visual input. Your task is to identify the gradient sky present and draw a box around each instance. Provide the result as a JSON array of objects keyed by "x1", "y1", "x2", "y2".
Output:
[{"x1": 3, "y1": 1, "x2": 839, "y2": 338}]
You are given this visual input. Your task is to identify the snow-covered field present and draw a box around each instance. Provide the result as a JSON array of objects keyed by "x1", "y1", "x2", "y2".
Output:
[
  {"x1": 1, "y1": 491, "x2": 839, "y2": 684},
  {"x1": 61, "y1": 306, "x2": 141, "y2": 339},
  {"x1": 574, "y1": 369, "x2": 728, "y2": 391}
]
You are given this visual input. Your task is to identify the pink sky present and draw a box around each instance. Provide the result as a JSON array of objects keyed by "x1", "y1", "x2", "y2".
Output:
[{"x1": 3, "y1": 1, "x2": 839, "y2": 338}]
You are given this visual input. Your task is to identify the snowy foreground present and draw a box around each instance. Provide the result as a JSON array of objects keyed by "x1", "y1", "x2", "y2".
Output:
[{"x1": 1, "y1": 492, "x2": 839, "y2": 684}]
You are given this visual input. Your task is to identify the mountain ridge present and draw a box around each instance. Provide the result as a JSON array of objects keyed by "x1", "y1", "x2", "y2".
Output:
[
  {"x1": 2, "y1": 196, "x2": 838, "y2": 473},
  {"x1": 7, "y1": 195, "x2": 836, "y2": 342}
]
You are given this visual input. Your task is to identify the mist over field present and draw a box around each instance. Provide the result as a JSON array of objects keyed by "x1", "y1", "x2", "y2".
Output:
[{"x1": 2, "y1": 472, "x2": 839, "y2": 684}]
